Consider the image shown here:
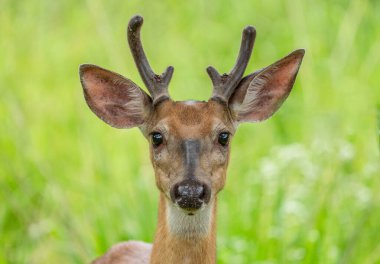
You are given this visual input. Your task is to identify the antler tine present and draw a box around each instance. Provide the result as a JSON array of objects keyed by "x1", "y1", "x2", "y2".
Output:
[
  {"x1": 127, "y1": 15, "x2": 174, "y2": 104},
  {"x1": 207, "y1": 26, "x2": 256, "y2": 103}
]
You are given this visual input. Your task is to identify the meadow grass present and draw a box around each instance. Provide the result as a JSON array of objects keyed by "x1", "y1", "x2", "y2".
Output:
[{"x1": 0, "y1": 0, "x2": 379, "y2": 263}]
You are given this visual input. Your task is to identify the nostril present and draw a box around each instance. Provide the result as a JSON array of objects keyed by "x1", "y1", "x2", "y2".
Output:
[
  {"x1": 198, "y1": 184, "x2": 206, "y2": 200},
  {"x1": 173, "y1": 183, "x2": 181, "y2": 200},
  {"x1": 195, "y1": 185, "x2": 204, "y2": 199}
]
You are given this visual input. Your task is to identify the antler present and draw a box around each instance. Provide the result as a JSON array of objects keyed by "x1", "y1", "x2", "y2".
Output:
[
  {"x1": 207, "y1": 26, "x2": 256, "y2": 103},
  {"x1": 127, "y1": 15, "x2": 174, "y2": 105}
]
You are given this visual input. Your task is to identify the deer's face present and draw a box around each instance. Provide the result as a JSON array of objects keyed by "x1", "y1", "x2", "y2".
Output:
[
  {"x1": 143, "y1": 100, "x2": 234, "y2": 212},
  {"x1": 80, "y1": 15, "x2": 304, "y2": 214}
]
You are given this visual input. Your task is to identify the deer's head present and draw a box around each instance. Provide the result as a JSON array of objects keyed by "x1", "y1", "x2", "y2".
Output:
[{"x1": 80, "y1": 16, "x2": 304, "y2": 216}]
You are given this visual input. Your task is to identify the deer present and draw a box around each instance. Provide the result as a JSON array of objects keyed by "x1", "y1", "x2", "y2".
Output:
[{"x1": 79, "y1": 15, "x2": 304, "y2": 264}]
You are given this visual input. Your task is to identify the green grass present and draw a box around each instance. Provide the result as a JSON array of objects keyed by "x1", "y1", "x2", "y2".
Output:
[{"x1": 1, "y1": 0, "x2": 379, "y2": 263}]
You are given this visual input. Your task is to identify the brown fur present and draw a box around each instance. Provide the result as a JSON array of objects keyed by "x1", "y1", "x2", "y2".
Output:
[
  {"x1": 90, "y1": 100, "x2": 229, "y2": 264},
  {"x1": 143, "y1": 100, "x2": 234, "y2": 201},
  {"x1": 150, "y1": 194, "x2": 217, "y2": 264},
  {"x1": 80, "y1": 45, "x2": 304, "y2": 264}
]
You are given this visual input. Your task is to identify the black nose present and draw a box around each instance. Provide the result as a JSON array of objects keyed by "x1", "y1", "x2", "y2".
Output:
[{"x1": 171, "y1": 180, "x2": 210, "y2": 210}]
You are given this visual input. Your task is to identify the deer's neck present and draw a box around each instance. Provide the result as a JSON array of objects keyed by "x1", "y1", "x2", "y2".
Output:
[{"x1": 150, "y1": 194, "x2": 217, "y2": 264}]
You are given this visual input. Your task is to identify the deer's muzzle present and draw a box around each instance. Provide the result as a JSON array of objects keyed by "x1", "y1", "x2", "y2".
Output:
[{"x1": 170, "y1": 179, "x2": 211, "y2": 211}]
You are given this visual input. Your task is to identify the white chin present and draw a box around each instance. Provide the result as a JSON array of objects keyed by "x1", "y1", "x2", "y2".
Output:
[{"x1": 167, "y1": 201, "x2": 212, "y2": 238}]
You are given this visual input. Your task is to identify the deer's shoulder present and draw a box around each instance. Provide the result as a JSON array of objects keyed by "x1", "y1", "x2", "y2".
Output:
[{"x1": 91, "y1": 241, "x2": 152, "y2": 264}]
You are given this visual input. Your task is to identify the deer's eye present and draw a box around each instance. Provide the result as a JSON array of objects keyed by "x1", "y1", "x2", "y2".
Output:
[
  {"x1": 218, "y1": 132, "x2": 230, "y2": 146},
  {"x1": 151, "y1": 132, "x2": 163, "y2": 148}
]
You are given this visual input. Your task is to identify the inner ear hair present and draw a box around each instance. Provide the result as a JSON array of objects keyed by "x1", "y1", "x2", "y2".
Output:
[
  {"x1": 79, "y1": 64, "x2": 152, "y2": 129},
  {"x1": 229, "y1": 49, "x2": 305, "y2": 123}
]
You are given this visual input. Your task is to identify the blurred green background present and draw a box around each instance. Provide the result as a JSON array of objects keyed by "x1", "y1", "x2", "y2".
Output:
[{"x1": 1, "y1": 0, "x2": 379, "y2": 263}]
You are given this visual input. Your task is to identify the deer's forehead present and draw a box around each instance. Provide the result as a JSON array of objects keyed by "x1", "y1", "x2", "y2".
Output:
[{"x1": 151, "y1": 100, "x2": 232, "y2": 137}]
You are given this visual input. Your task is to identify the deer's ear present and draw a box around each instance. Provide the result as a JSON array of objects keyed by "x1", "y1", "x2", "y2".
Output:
[
  {"x1": 79, "y1": 64, "x2": 152, "y2": 128},
  {"x1": 229, "y1": 49, "x2": 305, "y2": 123}
]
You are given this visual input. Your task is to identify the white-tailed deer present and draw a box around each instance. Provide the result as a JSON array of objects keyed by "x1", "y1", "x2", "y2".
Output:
[{"x1": 80, "y1": 15, "x2": 304, "y2": 264}]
